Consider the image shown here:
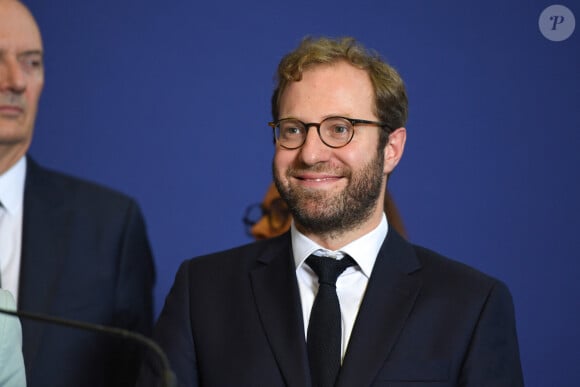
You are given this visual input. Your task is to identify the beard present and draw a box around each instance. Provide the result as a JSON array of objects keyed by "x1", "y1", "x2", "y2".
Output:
[{"x1": 273, "y1": 150, "x2": 385, "y2": 237}]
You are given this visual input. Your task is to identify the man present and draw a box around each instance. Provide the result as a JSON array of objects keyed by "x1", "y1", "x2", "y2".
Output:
[
  {"x1": 0, "y1": 1, "x2": 155, "y2": 386},
  {"x1": 245, "y1": 182, "x2": 407, "y2": 240},
  {"x1": 0, "y1": 289, "x2": 26, "y2": 387},
  {"x1": 141, "y1": 37, "x2": 523, "y2": 386}
]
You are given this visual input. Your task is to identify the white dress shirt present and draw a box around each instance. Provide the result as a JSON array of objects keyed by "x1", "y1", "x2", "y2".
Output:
[
  {"x1": 292, "y1": 214, "x2": 388, "y2": 361},
  {"x1": 0, "y1": 157, "x2": 26, "y2": 303}
]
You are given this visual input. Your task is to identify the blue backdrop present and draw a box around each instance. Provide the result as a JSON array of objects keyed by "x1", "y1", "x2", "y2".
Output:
[{"x1": 24, "y1": 0, "x2": 579, "y2": 385}]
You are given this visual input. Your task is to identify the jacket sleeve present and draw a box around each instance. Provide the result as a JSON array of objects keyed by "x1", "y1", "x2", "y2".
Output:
[
  {"x1": 459, "y1": 281, "x2": 524, "y2": 386},
  {"x1": 137, "y1": 260, "x2": 198, "y2": 387},
  {"x1": 111, "y1": 200, "x2": 156, "y2": 385}
]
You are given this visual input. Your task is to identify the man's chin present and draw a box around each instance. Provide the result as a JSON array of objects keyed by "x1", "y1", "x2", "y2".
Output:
[
  {"x1": 290, "y1": 184, "x2": 342, "y2": 199},
  {"x1": 0, "y1": 131, "x2": 30, "y2": 145},
  {"x1": 292, "y1": 202, "x2": 338, "y2": 224}
]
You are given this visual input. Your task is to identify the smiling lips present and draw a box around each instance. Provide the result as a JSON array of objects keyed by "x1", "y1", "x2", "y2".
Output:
[
  {"x1": 298, "y1": 175, "x2": 339, "y2": 181},
  {"x1": 293, "y1": 173, "x2": 344, "y2": 187}
]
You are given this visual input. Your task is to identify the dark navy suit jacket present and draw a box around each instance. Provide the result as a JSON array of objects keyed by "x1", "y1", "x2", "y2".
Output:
[
  {"x1": 18, "y1": 158, "x2": 156, "y2": 387},
  {"x1": 141, "y1": 229, "x2": 523, "y2": 386}
]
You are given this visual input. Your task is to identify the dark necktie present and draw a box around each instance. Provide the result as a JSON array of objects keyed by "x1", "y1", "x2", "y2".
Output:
[{"x1": 306, "y1": 254, "x2": 356, "y2": 387}]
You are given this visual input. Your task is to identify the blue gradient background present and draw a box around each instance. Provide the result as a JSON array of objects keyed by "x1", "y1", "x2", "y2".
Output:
[{"x1": 24, "y1": 0, "x2": 580, "y2": 385}]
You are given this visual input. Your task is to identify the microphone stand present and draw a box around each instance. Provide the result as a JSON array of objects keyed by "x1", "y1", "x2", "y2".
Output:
[{"x1": 0, "y1": 308, "x2": 176, "y2": 387}]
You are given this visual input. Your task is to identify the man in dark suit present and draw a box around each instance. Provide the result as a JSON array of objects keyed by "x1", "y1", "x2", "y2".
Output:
[
  {"x1": 140, "y1": 37, "x2": 523, "y2": 386},
  {"x1": 0, "y1": 1, "x2": 155, "y2": 386}
]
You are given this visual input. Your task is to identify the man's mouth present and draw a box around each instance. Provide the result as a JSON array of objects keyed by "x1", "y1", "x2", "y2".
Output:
[{"x1": 0, "y1": 105, "x2": 24, "y2": 117}]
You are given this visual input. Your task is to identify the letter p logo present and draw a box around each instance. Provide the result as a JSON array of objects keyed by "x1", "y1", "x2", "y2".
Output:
[
  {"x1": 539, "y1": 5, "x2": 576, "y2": 42},
  {"x1": 550, "y1": 15, "x2": 565, "y2": 30}
]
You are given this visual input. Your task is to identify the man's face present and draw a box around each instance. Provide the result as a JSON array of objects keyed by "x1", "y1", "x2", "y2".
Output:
[
  {"x1": 0, "y1": 0, "x2": 44, "y2": 156},
  {"x1": 273, "y1": 61, "x2": 403, "y2": 237}
]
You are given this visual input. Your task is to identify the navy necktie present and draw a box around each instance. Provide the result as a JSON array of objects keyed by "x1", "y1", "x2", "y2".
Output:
[{"x1": 306, "y1": 254, "x2": 356, "y2": 387}]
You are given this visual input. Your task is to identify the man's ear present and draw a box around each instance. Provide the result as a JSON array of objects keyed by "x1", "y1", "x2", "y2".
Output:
[{"x1": 383, "y1": 127, "x2": 406, "y2": 174}]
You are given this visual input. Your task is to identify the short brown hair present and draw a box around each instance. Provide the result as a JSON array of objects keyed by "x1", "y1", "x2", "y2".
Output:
[{"x1": 271, "y1": 36, "x2": 408, "y2": 147}]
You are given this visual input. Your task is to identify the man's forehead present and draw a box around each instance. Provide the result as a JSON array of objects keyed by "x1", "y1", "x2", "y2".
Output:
[{"x1": 0, "y1": 0, "x2": 43, "y2": 52}]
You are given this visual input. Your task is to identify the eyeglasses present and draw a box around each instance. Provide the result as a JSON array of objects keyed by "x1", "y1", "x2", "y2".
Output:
[
  {"x1": 243, "y1": 197, "x2": 290, "y2": 236},
  {"x1": 268, "y1": 116, "x2": 392, "y2": 150}
]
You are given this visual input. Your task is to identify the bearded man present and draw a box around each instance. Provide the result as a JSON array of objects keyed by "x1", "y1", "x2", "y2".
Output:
[{"x1": 140, "y1": 37, "x2": 523, "y2": 387}]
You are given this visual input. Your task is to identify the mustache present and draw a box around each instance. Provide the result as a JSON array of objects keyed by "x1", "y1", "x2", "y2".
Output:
[
  {"x1": 0, "y1": 92, "x2": 25, "y2": 107},
  {"x1": 286, "y1": 164, "x2": 351, "y2": 178},
  {"x1": 288, "y1": 166, "x2": 336, "y2": 174}
]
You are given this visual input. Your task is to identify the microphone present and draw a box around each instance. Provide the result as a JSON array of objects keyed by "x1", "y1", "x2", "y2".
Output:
[{"x1": 0, "y1": 307, "x2": 176, "y2": 387}]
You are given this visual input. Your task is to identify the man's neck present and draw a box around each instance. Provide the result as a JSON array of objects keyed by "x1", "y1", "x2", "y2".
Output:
[
  {"x1": 0, "y1": 145, "x2": 27, "y2": 175},
  {"x1": 295, "y1": 208, "x2": 385, "y2": 251}
]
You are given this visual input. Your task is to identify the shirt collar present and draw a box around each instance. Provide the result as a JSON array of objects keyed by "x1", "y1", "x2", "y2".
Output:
[
  {"x1": 0, "y1": 156, "x2": 27, "y2": 214},
  {"x1": 291, "y1": 213, "x2": 389, "y2": 278}
]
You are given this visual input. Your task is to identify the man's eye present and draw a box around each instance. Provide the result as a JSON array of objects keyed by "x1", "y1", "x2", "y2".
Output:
[
  {"x1": 328, "y1": 124, "x2": 351, "y2": 138},
  {"x1": 29, "y1": 59, "x2": 42, "y2": 67},
  {"x1": 20, "y1": 56, "x2": 43, "y2": 71},
  {"x1": 333, "y1": 125, "x2": 348, "y2": 134},
  {"x1": 282, "y1": 126, "x2": 302, "y2": 136}
]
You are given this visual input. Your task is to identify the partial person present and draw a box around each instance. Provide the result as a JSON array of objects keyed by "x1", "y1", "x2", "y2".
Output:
[
  {"x1": 0, "y1": 1, "x2": 155, "y2": 386},
  {"x1": 244, "y1": 182, "x2": 407, "y2": 240},
  {"x1": 140, "y1": 36, "x2": 523, "y2": 386},
  {"x1": 0, "y1": 289, "x2": 26, "y2": 387}
]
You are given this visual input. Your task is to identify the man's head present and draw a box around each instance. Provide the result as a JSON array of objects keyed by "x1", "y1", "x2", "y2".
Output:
[
  {"x1": 271, "y1": 37, "x2": 407, "y2": 245},
  {"x1": 0, "y1": 0, "x2": 44, "y2": 173},
  {"x1": 271, "y1": 37, "x2": 407, "y2": 151}
]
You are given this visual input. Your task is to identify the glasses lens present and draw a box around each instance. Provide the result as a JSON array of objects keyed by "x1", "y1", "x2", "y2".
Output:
[
  {"x1": 276, "y1": 119, "x2": 305, "y2": 149},
  {"x1": 269, "y1": 198, "x2": 290, "y2": 231},
  {"x1": 320, "y1": 117, "x2": 354, "y2": 147}
]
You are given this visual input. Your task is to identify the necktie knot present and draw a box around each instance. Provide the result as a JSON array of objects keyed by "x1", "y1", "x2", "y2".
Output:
[{"x1": 306, "y1": 254, "x2": 356, "y2": 287}]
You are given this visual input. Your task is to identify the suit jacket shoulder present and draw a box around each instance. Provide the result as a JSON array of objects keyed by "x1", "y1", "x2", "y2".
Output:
[
  {"x1": 25, "y1": 157, "x2": 140, "y2": 212},
  {"x1": 338, "y1": 230, "x2": 523, "y2": 387},
  {"x1": 413, "y1": 243, "x2": 500, "y2": 290},
  {"x1": 185, "y1": 234, "x2": 291, "y2": 272},
  {"x1": 20, "y1": 157, "x2": 155, "y2": 387},
  {"x1": 144, "y1": 234, "x2": 310, "y2": 387}
]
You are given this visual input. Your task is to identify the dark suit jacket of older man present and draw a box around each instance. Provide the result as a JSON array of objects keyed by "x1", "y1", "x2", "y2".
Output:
[
  {"x1": 18, "y1": 157, "x2": 156, "y2": 387},
  {"x1": 140, "y1": 228, "x2": 523, "y2": 387}
]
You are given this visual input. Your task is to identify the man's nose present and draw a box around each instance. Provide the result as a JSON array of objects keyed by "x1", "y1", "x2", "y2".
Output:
[
  {"x1": 0, "y1": 59, "x2": 26, "y2": 93},
  {"x1": 297, "y1": 126, "x2": 331, "y2": 165}
]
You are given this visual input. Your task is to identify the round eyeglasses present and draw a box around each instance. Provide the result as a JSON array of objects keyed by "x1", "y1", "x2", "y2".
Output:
[
  {"x1": 242, "y1": 197, "x2": 290, "y2": 236},
  {"x1": 268, "y1": 116, "x2": 392, "y2": 150}
]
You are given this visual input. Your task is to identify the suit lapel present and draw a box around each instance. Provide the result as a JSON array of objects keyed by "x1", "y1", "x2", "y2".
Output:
[
  {"x1": 337, "y1": 230, "x2": 422, "y2": 387},
  {"x1": 18, "y1": 158, "x2": 70, "y2": 370},
  {"x1": 250, "y1": 235, "x2": 311, "y2": 387}
]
